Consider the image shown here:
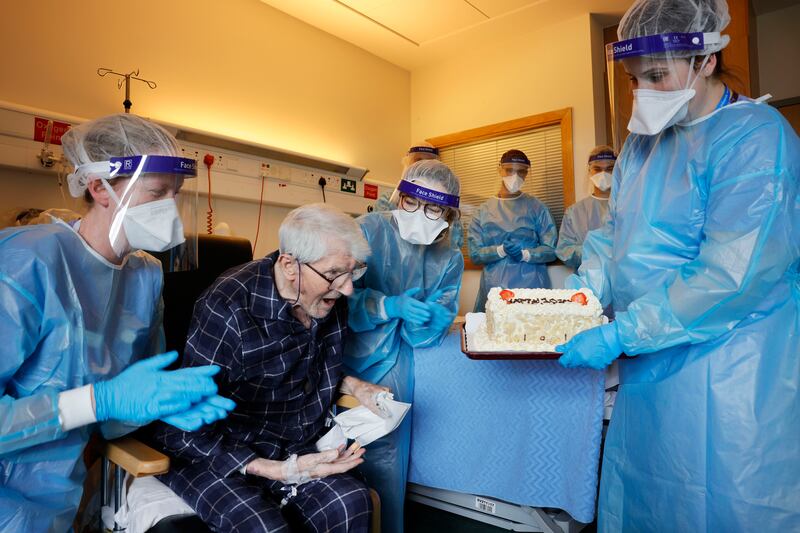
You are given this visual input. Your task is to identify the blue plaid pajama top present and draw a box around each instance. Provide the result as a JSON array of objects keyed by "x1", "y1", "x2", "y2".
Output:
[{"x1": 152, "y1": 251, "x2": 348, "y2": 477}]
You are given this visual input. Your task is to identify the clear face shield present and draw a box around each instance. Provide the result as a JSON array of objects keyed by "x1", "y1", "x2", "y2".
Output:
[
  {"x1": 391, "y1": 178, "x2": 460, "y2": 246},
  {"x1": 73, "y1": 155, "x2": 199, "y2": 270},
  {"x1": 587, "y1": 152, "x2": 616, "y2": 192},
  {"x1": 606, "y1": 32, "x2": 726, "y2": 150},
  {"x1": 402, "y1": 146, "x2": 440, "y2": 170},
  {"x1": 499, "y1": 163, "x2": 529, "y2": 194}
]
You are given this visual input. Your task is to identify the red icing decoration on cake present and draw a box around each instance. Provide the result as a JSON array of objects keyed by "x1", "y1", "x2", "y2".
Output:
[
  {"x1": 499, "y1": 289, "x2": 515, "y2": 302},
  {"x1": 570, "y1": 292, "x2": 588, "y2": 306}
]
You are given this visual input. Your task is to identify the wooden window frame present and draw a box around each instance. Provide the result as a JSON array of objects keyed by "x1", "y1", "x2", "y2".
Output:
[{"x1": 426, "y1": 107, "x2": 575, "y2": 269}]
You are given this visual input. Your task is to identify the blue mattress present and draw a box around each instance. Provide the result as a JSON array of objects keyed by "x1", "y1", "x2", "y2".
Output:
[{"x1": 408, "y1": 331, "x2": 605, "y2": 523}]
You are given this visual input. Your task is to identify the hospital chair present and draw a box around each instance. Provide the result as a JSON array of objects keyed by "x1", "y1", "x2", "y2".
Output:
[
  {"x1": 157, "y1": 234, "x2": 255, "y2": 356},
  {"x1": 93, "y1": 234, "x2": 379, "y2": 531},
  {"x1": 99, "y1": 393, "x2": 380, "y2": 533},
  {"x1": 95, "y1": 233, "x2": 252, "y2": 532}
]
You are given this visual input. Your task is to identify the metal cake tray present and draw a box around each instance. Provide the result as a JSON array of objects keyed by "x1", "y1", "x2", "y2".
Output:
[{"x1": 460, "y1": 324, "x2": 563, "y2": 360}]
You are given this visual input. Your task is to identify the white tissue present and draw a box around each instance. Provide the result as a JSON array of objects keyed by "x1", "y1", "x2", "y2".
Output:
[{"x1": 332, "y1": 398, "x2": 411, "y2": 446}]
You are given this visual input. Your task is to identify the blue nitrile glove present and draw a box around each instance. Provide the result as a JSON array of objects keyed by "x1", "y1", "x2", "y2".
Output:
[
  {"x1": 162, "y1": 394, "x2": 237, "y2": 431},
  {"x1": 94, "y1": 351, "x2": 221, "y2": 424},
  {"x1": 556, "y1": 322, "x2": 622, "y2": 370},
  {"x1": 502, "y1": 238, "x2": 523, "y2": 261},
  {"x1": 427, "y1": 302, "x2": 457, "y2": 333},
  {"x1": 425, "y1": 286, "x2": 459, "y2": 305},
  {"x1": 384, "y1": 287, "x2": 431, "y2": 326}
]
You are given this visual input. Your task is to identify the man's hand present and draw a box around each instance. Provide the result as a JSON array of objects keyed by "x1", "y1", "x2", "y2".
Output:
[
  {"x1": 295, "y1": 445, "x2": 366, "y2": 480},
  {"x1": 340, "y1": 376, "x2": 391, "y2": 417},
  {"x1": 245, "y1": 443, "x2": 365, "y2": 485},
  {"x1": 245, "y1": 457, "x2": 283, "y2": 480}
]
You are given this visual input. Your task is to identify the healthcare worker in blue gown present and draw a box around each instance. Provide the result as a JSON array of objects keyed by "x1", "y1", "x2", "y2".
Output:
[
  {"x1": 374, "y1": 141, "x2": 465, "y2": 249},
  {"x1": 345, "y1": 159, "x2": 464, "y2": 533},
  {"x1": 469, "y1": 149, "x2": 557, "y2": 311},
  {"x1": 556, "y1": 0, "x2": 800, "y2": 530},
  {"x1": 0, "y1": 114, "x2": 235, "y2": 532},
  {"x1": 555, "y1": 146, "x2": 615, "y2": 270}
]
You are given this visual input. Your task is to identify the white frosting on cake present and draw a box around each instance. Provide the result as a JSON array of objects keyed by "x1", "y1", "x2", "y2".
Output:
[{"x1": 471, "y1": 287, "x2": 604, "y2": 352}]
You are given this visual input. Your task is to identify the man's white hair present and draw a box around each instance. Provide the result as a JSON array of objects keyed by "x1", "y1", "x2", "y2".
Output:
[{"x1": 279, "y1": 203, "x2": 369, "y2": 263}]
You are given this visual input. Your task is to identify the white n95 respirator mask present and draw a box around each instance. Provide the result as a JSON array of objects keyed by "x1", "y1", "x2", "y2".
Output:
[
  {"x1": 103, "y1": 179, "x2": 185, "y2": 255},
  {"x1": 590, "y1": 171, "x2": 613, "y2": 192},
  {"x1": 392, "y1": 209, "x2": 448, "y2": 246},
  {"x1": 627, "y1": 54, "x2": 712, "y2": 136},
  {"x1": 120, "y1": 198, "x2": 185, "y2": 253},
  {"x1": 503, "y1": 174, "x2": 524, "y2": 194},
  {"x1": 628, "y1": 88, "x2": 696, "y2": 135}
]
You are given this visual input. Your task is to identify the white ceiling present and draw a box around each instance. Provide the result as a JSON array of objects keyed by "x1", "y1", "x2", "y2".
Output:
[{"x1": 259, "y1": 0, "x2": 633, "y2": 70}]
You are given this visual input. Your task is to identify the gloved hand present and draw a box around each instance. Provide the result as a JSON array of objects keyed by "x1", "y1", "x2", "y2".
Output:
[
  {"x1": 384, "y1": 287, "x2": 431, "y2": 326},
  {"x1": 502, "y1": 238, "x2": 523, "y2": 261},
  {"x1": 423, "y1": 286, "x2": 458, "y2": 306},
  {"x1": 94, "y1": 351, "x2": 221, "y2": 424},
  {"x1": 427, "y1": 301, "x2": 456, "y2": 333},
  {"x1": 162, "y1": 394, "x2": 237, "y2": 431},
  {"x1": 556, "y1": 323, "x2": 622, "y2": 370}
]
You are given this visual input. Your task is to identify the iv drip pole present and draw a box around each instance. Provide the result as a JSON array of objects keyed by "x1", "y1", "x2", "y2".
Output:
[{"x1": 97, "y1": 68, "x2": 157, "y2": 113}]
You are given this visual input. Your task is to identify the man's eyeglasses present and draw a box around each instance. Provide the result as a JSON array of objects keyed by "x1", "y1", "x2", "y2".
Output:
[
  {"x1": 303, "y1": 261, "x2": 367, "y2": 290},
  {"x1": 399, "y1": 194, "x2": 447, "y2": 221}
]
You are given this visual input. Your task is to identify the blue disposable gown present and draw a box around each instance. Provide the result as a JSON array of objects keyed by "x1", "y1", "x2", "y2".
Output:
[
  {"x1": 555, "y1": 196, "x2": 608, "y2": 269},
  {"x1": 0, "y1": 218, "x2": 164, "y2": 532},
  {"x1": 469, "y1": 193, "x2": 557, "y2": 311},
  {"x1": 344, "y1": 211, "x2": 463, "y2": 533},
  {"x1": 569, "y1": 102, "x2": 800, "y2": 531}
]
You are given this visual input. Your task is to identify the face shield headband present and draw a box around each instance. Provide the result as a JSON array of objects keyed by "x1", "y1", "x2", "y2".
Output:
[
  {"x1": 396, "y1": 179, "x2": 459, "y2": 208},
  {"x1": 589, "y1": 152, "x2": 617, "y2": 163},
  {"x1": 408, "y1": 146, "x2": 439, "y2": 156},
  {"x1": 609, "y1": 32, "x2": 726, "y2": 60}
]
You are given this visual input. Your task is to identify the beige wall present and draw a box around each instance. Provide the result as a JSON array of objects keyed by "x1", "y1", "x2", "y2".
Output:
[
  {"x1": 410, "y1": 13, "x2": 603, "y2": 309},
  {"x1": 0, "y1": 0, "x2": 410, "y2": 257},
  {"x1": 410, "y1": 14, "x2": 603, "y2": 201},
  {"x1": 757, "y1": 4, "x2": 800, "y2": 101}
]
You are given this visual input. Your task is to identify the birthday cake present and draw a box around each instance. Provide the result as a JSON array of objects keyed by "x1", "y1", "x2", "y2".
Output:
[{"x1": 471, "y1": 287, "x2": 604, "y2": 352}]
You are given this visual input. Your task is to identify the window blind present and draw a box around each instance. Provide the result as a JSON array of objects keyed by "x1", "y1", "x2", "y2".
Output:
[{"x1": 439, "y1": 124, "x2": 565, "y2": 257}]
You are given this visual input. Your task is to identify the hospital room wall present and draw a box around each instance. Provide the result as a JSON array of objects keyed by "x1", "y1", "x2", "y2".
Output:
[
  {"x1": 0, "y1": 0, "x2": 410, "y2": 257},
  {"x1": 410, "y1": 14, "x2": 603, "y2": 310},
  {"x1": 756, "y1": 4, "x2": 800, "y2": 101}
]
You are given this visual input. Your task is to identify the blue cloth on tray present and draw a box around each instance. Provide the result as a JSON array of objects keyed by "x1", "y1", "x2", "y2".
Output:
[{"x1": 408, "y1": 331, "x2": 605, "y2": 523}]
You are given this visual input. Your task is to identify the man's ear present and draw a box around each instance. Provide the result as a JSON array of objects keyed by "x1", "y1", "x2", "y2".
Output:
[
  {"x1": 87, "y1": 179, "x2": 113, "y2": 208},
  {"x1": 277, "y1": 254, "x2": 298, "y2": 281}
]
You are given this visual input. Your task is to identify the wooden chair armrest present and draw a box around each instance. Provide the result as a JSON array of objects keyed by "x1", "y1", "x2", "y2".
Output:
[
  {"x1": 105, "y1": 437, "x2": 170, "y2": 477},
  {"x1": 336, "y1": 394, "x2": 361, "y2": 409},
  {"x1": 369, "y1": 488, "x2": 381, "y2": 532}
]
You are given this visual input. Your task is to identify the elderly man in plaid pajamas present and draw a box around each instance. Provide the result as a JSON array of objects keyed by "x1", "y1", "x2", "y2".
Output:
[{"x1": 152, "y1": 204, "x2": 388, "y2": 532}]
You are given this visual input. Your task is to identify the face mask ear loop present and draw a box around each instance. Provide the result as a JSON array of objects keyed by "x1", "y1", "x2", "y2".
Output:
[
  {"x1": 101, "y1": 178, "x2": 122, "y2": 207},
  {"x1": 684, "y1": 56, "x2": 697, "y2": 90},
  {"x1": 686, "y1": 54, "x2": 711, "y2": 91},
  {"x1": 293, "y1": 258, "x2": 302, "y2": 307},
  {"x1": 102, "y1": 177, "x2": 130, "y2": 256}
]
